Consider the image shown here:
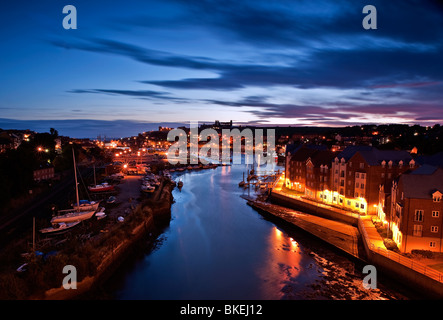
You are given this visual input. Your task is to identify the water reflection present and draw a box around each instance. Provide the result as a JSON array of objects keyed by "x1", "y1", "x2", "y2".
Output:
[{"x1": 106, "y1": 163, "x2": 412, "y2": 300}]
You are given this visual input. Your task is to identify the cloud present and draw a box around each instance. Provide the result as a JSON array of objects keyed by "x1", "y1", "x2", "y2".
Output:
[
  {"x1": 49, "y1": 0, "x2": 443, "y2": 127},
  {"x1": 68, "y1": 88, "x2": 189, "y2": 102}
]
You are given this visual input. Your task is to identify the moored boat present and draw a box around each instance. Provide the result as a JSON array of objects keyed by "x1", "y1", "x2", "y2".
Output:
[
  {"x1": 52, "y1": 149, "x2": 98, "y2": 224},
  {"x1": 51, "y1": 209, "x2": 96, "y2": 224},
  {"x1": 88, "y1": 182, "x2": 114, "y2": 192},
  {"x1": 40, "y1": 221, "x2": 81, "y2": 234}
]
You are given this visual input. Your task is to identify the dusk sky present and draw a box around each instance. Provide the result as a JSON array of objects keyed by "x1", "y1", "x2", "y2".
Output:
[{"x1": 1, "y1": 0, "x2": 443, "y2": 137}]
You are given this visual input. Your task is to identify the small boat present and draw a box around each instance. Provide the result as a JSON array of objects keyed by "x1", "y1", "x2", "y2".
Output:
[
  {"x1": 96, "y1": 213, "x2": 107, "y2": 220},
  {"x1": 107, "y1": 196, "x2": 117, "y2": 204},
  {"x1": 40, "y1": 221, "x2": 81, "y2": 234},
  {"x1": 187, "y1": 165, "x2": 193, "y2": 170},
  {"x1": 16, "y1": 263, "x2": 28, "y2": 273},
  {"x1": 177, "y1": 180, "x2": 183, "y2": 188},
  {"x1": 88, "y1": 182, "x2": 114, "y2": 192},
  {"x1": 239, "y1": 181, "x2": 245, "y2": 187},
  {"x1": 96, "y1": 208, "x2": 107, "y2": 220}
]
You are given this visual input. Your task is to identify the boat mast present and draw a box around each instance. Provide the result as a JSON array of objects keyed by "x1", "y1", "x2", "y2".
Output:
[
  {"x1": 73, "y1": 148, "x2": 80, "y2": 212},
  {"x1": 93, "y1": 163, "x2": 96, "y2": 186}
]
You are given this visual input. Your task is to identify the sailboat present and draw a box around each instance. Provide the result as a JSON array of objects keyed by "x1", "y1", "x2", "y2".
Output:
[{"x1": 51, "y1": 149, "x2": 97, "y2": 224}]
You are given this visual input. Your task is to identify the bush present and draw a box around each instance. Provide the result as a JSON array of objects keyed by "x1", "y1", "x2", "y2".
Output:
[
  {"x1": 383, "y1": 238, "x2": 399, "y2": 252},
  {"x1": 411, "y1": 249, "x2": 434, "y2": 259}
]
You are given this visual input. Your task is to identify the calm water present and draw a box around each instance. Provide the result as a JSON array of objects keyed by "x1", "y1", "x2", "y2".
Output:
[{"x1": 105, "y1": 164, "x2": 414, "y2": 300}]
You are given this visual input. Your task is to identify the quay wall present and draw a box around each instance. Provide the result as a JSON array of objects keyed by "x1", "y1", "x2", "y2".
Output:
[
  {"x1": 269, "y1": 191, "x2": 443, "y2": 298},
  {"x1": 270, "y1": 192, "x2": 359, "y2": 226}
]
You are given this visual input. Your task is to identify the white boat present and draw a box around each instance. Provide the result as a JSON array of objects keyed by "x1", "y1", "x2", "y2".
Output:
[
  {"x1": 96, "y1": 207, "x2": 107, "y2": 220},
  {"x1": 40, "y1": 221, "x2": 81, "y2": 234},
  {"x1": 51, "y1": 209, "x2": 96, "y2": 224}
]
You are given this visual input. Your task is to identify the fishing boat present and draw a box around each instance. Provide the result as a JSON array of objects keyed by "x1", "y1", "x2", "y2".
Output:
[
  {"x1": 40, "y1": 221, "x2": 81, "y2": 234},
  {"x1": 51, "y1": 149, "x2": 97, "y2": 224}
]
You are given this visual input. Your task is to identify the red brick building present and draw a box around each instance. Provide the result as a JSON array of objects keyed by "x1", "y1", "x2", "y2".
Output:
[
  {"x1": 346, "y1": 149, "x2": 416, "y2": 215},
  {"x1": 285, "y1": 145, "x2": 417, "y2": 215},
  {"x1": 391, "y1": 166, "x2": 443, "y2": 252}
]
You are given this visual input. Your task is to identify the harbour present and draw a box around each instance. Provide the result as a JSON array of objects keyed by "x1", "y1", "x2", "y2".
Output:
[{"x1": 99, "y1": 162, "x2": 416, "y2": 300}]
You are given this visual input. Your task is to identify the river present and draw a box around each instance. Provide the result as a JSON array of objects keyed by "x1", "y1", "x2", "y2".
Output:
[{"x1": 103, "y1": 163, "x2": 416, "y2": 300}]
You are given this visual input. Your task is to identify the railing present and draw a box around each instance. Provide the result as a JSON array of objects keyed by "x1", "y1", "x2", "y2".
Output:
[
  {"x1": 368, "y1": 242, "x2": 443, "y2": 283},
  {"x1": 358, "y1": 218, "x2": 443, "y2": 283}
]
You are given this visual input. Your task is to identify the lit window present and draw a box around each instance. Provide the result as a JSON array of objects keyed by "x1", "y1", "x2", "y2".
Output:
[{"x1": 430, "y1": 241, "x2": 437, "y2": 248}]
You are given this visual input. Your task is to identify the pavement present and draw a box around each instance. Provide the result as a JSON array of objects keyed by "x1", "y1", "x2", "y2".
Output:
[{"x1": 249, "y1": 200, "x2": 361, "y2": 258}]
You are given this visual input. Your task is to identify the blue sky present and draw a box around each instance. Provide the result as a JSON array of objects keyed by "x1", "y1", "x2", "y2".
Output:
[{"x1": 1, "y1": 0, "x2": 443, "y2": 137}]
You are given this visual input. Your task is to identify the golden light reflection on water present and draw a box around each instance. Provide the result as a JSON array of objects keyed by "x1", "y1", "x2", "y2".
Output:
[{"x1": 257, "y1": 226, "x2": 303, "y2": 299}]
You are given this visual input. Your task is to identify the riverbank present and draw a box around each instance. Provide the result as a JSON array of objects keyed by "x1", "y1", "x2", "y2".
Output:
[{"x1": 263, "y1": 183, "x2": 443, "y2": 298}]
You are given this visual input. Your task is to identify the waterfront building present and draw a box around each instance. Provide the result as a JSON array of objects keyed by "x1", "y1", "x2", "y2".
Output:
[
  {"x1": 285, "y1": 144, "x2": 417, "y2": 215},
  {"x1": 390, "y1": 166, "x2": 443, "y2": 252},
  {"x1": 305, "y1": 149, "x2": 338, "y2": 202},
  {"x1": 284, "y1": 144, "x2": 327, "y2": 193},
  {"x1": 346, "y1": 148, "x2": 416, "y2": 215}
]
